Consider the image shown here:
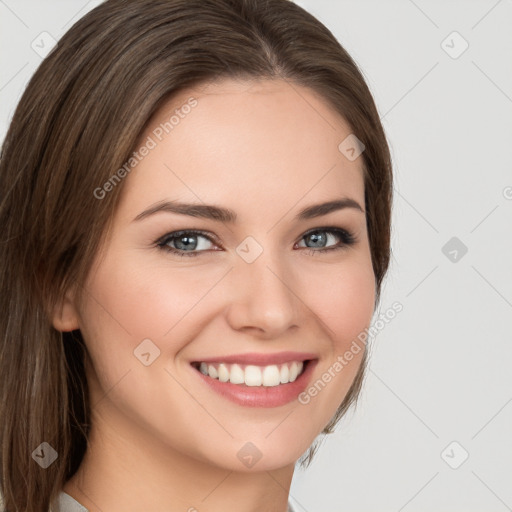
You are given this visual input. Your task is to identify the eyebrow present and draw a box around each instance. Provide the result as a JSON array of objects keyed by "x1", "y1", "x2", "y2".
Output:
[{"x1": 133, "y1": 197, "x2": 364, "y2": 223}]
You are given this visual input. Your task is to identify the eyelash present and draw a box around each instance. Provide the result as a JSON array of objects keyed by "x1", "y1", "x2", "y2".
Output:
[{"x1": 155, "y1": 227, "x2": 356, "y2": 258}]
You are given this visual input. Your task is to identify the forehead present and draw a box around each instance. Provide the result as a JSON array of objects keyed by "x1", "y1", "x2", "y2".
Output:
[{"x1": 117, "y1": 78, "x2": 365, "y2": 222}]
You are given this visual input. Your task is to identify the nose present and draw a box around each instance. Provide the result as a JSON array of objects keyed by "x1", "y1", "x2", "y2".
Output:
[{"x1": 225, "y1": 250, "x2": 301, "y2": 339}]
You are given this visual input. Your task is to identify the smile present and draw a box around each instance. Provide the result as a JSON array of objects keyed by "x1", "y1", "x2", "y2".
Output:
[
  {"x1": 190, "y1": 353, "x2": 318, "y2": 408},
  {"x1": 192, "y1": 361, "x2": 307, "y2": 387}
]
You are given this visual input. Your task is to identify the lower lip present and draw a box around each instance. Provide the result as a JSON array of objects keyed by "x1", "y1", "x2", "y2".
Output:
[{"x1": 192, "y1": 360, "x2": 318, "y2": 408}]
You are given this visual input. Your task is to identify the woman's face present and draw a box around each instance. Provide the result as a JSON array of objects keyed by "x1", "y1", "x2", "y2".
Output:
[{"x1": 70, "y1": 78, "x2": 375, "y2": 471}]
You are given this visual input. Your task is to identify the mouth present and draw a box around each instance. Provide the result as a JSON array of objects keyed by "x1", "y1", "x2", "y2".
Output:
[
  {"x1": 190, "y1": 353, "x2": 318, "y2": 408},
  {"x1": 191, "y1": 359, "x2": 310, "y2": 387}
]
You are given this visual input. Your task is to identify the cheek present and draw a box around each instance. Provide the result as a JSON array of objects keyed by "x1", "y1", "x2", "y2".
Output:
[
  {"x1": 294, "y1": 254, "x2": 375, "y2": 420},
  {"x1": 305, "y1": 255, "x2": 376, "y2": 349},
  {"x1": 76, "y1": 251, "x2": 221, "y2": 396},
  {"x1": 80, "y1": 252, "x2": 216, "y2": 343}
]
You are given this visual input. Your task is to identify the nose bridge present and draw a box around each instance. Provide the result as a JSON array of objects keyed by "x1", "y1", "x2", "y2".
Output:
[{"x1": 226, "y1": 240, "x2": 300, "y2": 336}]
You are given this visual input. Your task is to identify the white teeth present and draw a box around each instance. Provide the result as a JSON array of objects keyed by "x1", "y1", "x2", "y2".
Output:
[
  {"x1": 279, "y1": 364, "x2": 289, "y2": 384},
  {"x1": 217, "y1": 363, "x2": 229, "y2": 382},
  {"x1": 196, "y1": 360, "x2": 306, "y2": 387},
  {"x1": 262, "y1": 365, "x2": 281, "y2": 387},
  {"x1": 230, "y1": 364, "x2": 245, "y2": 384},
  {"x1": 289, "y1": 361, "x2": 298, "y2": 382},
  {"x1": 245, "y1": 365, "x2": 262, "y2": 386},
  {"x1": 208, "y1": 365, "x2": 218, "y2": 379}
]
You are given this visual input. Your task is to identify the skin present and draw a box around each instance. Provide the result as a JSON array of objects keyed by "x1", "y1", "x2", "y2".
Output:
[{"x1": 54, "y1": 78, "x2": 376, "y2": 512}]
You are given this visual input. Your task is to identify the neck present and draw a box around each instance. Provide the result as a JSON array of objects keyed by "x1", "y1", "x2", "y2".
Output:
[{"x1": 63, "y1": 404, "x2": 294, "y2": 512}]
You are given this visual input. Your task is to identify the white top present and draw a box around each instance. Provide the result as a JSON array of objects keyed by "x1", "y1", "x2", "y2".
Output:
[
  {"x1": 51, "y1": 492, "x2": 88, "y2": 512},
  {"x1": 51, "y1": 491, "x2": 296, "y2": 511}
]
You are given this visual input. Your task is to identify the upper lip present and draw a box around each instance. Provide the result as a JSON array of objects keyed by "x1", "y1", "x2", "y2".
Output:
[{"x1": 191, "y1": 351, "x2": 317, "y2": 366}]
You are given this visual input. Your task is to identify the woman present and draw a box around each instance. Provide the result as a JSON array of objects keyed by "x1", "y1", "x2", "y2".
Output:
[{"x1": 0, "y1": 0, "x2": 392, "y2": 511}]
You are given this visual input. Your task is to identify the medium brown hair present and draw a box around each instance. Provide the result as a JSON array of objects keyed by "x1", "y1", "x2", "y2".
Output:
[{"x1": 0, "y1": 0, "x2": 392, "y2": 510}]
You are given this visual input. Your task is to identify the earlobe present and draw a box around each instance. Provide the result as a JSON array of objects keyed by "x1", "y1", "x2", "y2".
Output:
[{"x1": 52, "y1": 288, "x2": 80, "y2": 332}]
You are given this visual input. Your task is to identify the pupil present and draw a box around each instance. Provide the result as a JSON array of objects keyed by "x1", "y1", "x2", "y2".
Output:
[
  {"x1": 176, "y1": 235, "x2": 197, "y2": 250},
  {"x1": 308, "y1": 232, "x2": 326, "y2": 248}
]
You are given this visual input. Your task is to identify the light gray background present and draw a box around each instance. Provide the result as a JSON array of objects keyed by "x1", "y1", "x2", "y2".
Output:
[{"x1": 1, "y1": 1, "x2": 511, "y2": 511}]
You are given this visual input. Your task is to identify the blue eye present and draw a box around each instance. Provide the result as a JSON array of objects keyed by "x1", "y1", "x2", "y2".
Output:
[
  {"x1": 155, "y1": 227, "x2": 356, "y2": 257},
  {"x1": 296, "y1": 227, "x2": 356, "y2": 255},
  {"x1": 156, "y1": 230, "x2": 217, "y2": 257}
]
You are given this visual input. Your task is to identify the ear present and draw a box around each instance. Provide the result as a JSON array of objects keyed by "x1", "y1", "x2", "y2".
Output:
[{"x1": 52, "y1": 286, "x2": 80, "y2": 332}]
